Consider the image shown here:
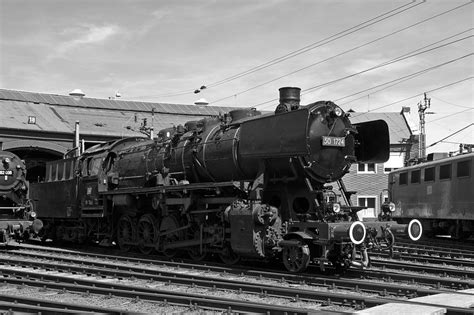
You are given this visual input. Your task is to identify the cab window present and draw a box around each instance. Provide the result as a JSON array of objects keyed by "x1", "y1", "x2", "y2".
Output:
[
  {"x1": 457, "y1": 160, "x2": 470, "y2": 178},
  {"x1": 81, "y1": 158, "x2": 90, "y2": 176},
  {"x1": 399, "y1": 172, "x2": 408, "y2": 185},
  {"x1": 439, "y1": 164, "x2": 451, "y2": 180},
  {"x1": 88, "y1": 157, "x2": 102, "y2": 176},
  {"x1": 410, "y1": 170, "x2": 421, "y2": 183},
  {"x1": 424, "y1": 167, "x2": 435, "y2": 182}
]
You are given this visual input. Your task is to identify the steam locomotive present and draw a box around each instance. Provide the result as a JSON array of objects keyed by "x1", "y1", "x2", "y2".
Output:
[
  {"x1": 30, "y1": 87, "x2": 422, "y2": 272},
  {"x1": 0, "y1": 150, "x2": 42, "y2": 245}
]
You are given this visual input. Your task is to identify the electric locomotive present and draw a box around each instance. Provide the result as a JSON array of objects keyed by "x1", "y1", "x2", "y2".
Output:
[
  {"x1": 31, "y1": 87, "x2": 422, "y2": 272},
  {"x1": 384, "y1": 151, "x2": 473, "y2": 239},
  {"x1": 0, "y1": 150, "x2": 42, "y2": 245}
]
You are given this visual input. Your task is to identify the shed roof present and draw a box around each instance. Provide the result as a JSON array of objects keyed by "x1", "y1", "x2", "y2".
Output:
[
  {"x1": 0, "y1": 89, "x2": 237, "y2": 138},
  {"x1": 0, "y1": 89, "x2": 413, "y2": 144},
  {"x1": 0, "y1": 88, "x2": 235, "y2": 116}
]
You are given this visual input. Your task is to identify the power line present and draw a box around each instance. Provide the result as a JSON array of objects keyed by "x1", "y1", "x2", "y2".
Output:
[
  {"x1": 335, "y1": 39, "x2": 472, "y2": 105},
  {"x1": 349, "y1": 77, "x2": 473, "y2": 116},
  {"x1": 205, "y1": 1, "x2": 424, "y2": 88},
  {"x1": 256, "y1": 52, "x2": 472, "y2": 110},
  {"x1": 129, "y1": 1, "x2": 423, "y2": 100},
  {"x1": 301, "y1": 48, "x2": 472, "y2": 96},
  {"x1": 131, "y1": 1, "x2": 472, "y2": 102},
  {"x1": 336, "y1": 71, "x2": 428, "y2": 105},
  {"x1": 212, "y1": 16, "x2": 472, "y2": 104},
  {"x1": 428, "y1": 108, "x2": 473, "y2": 124},
  {"x1": 427, "y1": 123, "x2": 473, "y2": 148},
  {"x1": 430, "y1": 96, "x2": 472, "y2": 109}
]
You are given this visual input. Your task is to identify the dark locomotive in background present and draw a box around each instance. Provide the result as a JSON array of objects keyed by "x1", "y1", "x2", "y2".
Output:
[
  {"x1": 0, "y1": 150, "x2": 41, "y2": 243},
  {"x1": 3, "y1": 87, "x2": 424, "y2": 272}
]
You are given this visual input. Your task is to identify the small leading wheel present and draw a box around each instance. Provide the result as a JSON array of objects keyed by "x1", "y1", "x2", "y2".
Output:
[
  {"x1": 282, "y1": 240, "x2": 310, "y2": 273},
  {"x1": 218, "y1": 245, "x2": 240, "y2": 265},
  {"x1": 137, "y1": 214, "x2": 159, "y2": 254},
  {"x1": 188, "y1": 247, "x2": 208, "y2": 261},
  {"x1": 117, "y1": 215, "x2": 136, "y2": 252}
]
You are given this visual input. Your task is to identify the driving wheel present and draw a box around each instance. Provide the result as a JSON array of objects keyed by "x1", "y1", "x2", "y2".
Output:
[
  {"x1": 137, "y1": 214, "x2": 159, "y2": 254},
  {"x1": 117, "y1": 214, "x2": 136, "y2": 252}
]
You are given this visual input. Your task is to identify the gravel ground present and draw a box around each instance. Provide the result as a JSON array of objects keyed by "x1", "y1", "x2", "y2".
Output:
[{"x1": 0, "y1": 284, "x2": 219, "y2": 314}]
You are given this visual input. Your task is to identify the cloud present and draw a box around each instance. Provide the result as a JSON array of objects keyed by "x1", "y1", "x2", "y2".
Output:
[{"x1": 47, "y1": 24, "x2": 120, "y2": 61}]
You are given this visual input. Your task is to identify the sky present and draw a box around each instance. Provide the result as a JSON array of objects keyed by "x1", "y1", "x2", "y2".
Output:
[{"x1": 0, "y1": 0, "x2": 472, "y2": 154}]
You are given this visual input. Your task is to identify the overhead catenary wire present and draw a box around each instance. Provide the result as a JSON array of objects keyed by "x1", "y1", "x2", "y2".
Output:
[
  {"x1": 127, "y1": 1, "x2": 423, "y2": 100},
  {"x1": 205, "y1": 1, "x2": 425, "y2": 88},
  {"x1": 427, "y1": 108, "x2": 473, "y2": 124},
  {"x1": 255, "y1": 51, "x2": 473, "y2": 110},
  {"x1": 348, "y1": 76, "x2": 473, "y2": 117},
  {"x1": 427, "y1": 124, "x2": 473, "y2": 148},
  {"x1": 300, "y1": 47, "x2": 472, "y2": 96},
  {"x1": 211, "y1": 14, "x2": 473, "y2": 105},
  {"x1": 430, "y1": 96, "x2": 472, "y2": 109}
]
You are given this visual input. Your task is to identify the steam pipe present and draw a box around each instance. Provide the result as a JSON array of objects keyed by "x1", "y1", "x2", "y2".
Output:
[{"x1": 74, "y1": 121, "x2": 80, "y2": 155}]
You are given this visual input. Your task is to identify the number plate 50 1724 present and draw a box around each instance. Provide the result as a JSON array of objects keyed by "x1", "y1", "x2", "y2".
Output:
[{"x1": 322, "y1": 136, "x2": 345, "y2": 147}]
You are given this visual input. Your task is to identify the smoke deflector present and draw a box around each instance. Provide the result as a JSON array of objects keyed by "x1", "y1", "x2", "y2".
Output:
[{"x1": 353, "y1": 119, "x2": 390, "y2": 163}]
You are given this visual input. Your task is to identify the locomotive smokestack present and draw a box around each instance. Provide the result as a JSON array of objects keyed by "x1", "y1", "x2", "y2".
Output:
[{"x1": 275, "y1": 87, "x2": 301, "y2": 113}]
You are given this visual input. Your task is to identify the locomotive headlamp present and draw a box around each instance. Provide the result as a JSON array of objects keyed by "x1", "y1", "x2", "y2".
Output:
[
  {"x1": 3, "y1": 157, "x2": 11, "y2": 164},
  {"x1": 332, "y1": 106, "x2": 343, "y2": 117},
  {"x1": 30, "y1": 211, "x2": 37, "y2": 218},
  {"x1": 16, "y1": 165, "x2": 21, "y2": 169},
  {"x1": 382, "y1": 202, "x2": 396, "y2": 213},
  {"x1": 332, "y1": 203, "x2": 341, "y2": 213}
]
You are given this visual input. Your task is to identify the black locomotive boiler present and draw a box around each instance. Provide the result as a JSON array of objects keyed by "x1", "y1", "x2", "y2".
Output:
[
  {"x1": 0, "y1": 150, "x2": 42, "y2": 245},
  {"x1": 31, "y1": 87, "x2": 422, "y2": 272}
]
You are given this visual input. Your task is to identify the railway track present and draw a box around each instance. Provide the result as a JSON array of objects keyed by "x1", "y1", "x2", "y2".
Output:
[
  {"x1": 395, "y1": 240, "x2": 474, "y2": 260},
  {"x1": 397, "y1": 238, "x2": 474, "y2": 252},
  {"x1": 1, "y1": 245, "x2": 473, "y2": 314},
  {"x1": 373, "y1": 250, "x2": 474, "y2": 269}
]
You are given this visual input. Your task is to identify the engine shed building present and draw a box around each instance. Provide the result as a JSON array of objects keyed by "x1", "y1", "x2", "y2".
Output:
[
  {"x1": 0, "y1": 88, "x2": 235, "y2": 181},
  {"x1": 0, "y1": 88, "x2": 417, "y2": 217}
]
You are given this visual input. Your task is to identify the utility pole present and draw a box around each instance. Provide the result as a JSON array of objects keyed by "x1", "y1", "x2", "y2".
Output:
[{"x1": 418, "y1": 93, "x2": 431, "y2": 160}]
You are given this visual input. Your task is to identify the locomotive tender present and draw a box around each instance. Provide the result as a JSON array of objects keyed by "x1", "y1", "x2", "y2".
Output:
[
  {"x1": 31, "y1": 87, "x2": 422, "y2": 272},
  {"x1": 386, "y1": 151, "x2": 473, "y2": 239},
  {"x1": 0, "y1": 150, "x2": 41, "y2": 245}
]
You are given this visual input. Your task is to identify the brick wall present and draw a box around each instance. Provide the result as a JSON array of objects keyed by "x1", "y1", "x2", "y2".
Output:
[{"x1": 342, "y1": 163, "x2": 389, "y2": 217}]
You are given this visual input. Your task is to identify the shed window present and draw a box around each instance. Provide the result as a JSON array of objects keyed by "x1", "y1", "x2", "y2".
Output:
[
  {"x1": 457, "y1": 160, "x2": 470, "y2": 178},
  {"x1": 399, "y1": 172, "x2": 408, "y2": 185},
  {"x1": 424, "y1": 167, "x2": 435, "y2": 182},
  {"x1": 358, "y1": 163, "x2": 376, "y2": 174},
  {"x1": 411, "y1": 170, "x2": 421, "y2": 183},
  {"x1": 439, "y1": 164, "x2": 451, "y2": 180}
]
